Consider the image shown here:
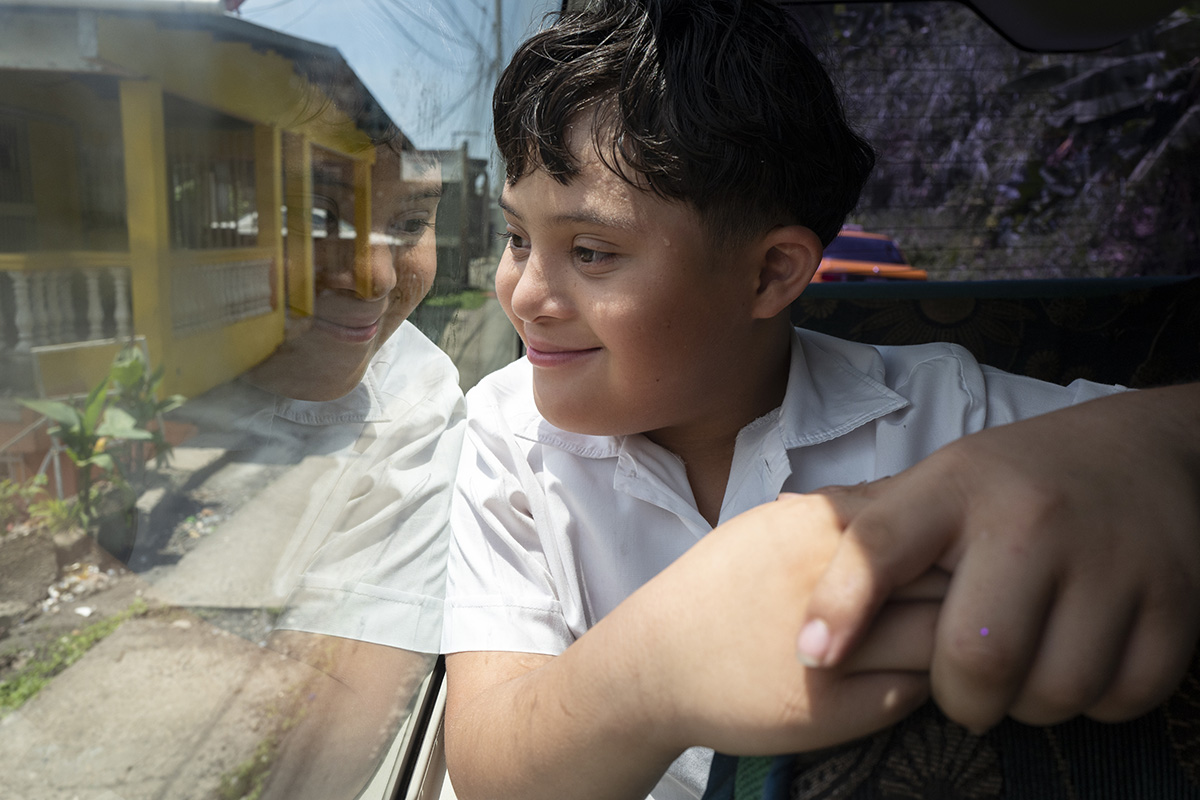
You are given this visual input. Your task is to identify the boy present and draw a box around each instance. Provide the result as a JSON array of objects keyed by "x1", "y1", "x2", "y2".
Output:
[{"x1": 441, "y1": 2, "x2": 1200, "y2": 799}]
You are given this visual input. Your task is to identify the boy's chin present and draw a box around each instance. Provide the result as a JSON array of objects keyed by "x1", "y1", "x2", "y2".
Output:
[
  {"x1": 245, "y1": 339, "x2": 373, "y2": 402},
  {"x1": 532, "y1": 394, "x2": 638, "y2": 438}
]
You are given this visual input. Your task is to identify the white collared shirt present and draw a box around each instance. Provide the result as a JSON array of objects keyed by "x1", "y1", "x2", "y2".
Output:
[
  {"x1": 442, "y1": 327, "x2": 1122, "y2": 798},
  {"x1": 173, "y1": 321, "x2": 466, "y2": 653}
]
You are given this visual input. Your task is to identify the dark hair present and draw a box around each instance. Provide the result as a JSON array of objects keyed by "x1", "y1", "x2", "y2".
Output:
[{"x1": 493, "y1": 0, "x2": 875, "y2": 247}]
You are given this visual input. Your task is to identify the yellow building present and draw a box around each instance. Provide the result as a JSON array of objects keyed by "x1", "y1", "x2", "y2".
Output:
[{"x1": 0, "y1": 0, "x2": 401, "y2": 404}]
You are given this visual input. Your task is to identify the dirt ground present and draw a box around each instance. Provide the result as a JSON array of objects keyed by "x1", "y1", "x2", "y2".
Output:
[{"x1": 0, "y1": 450, "x2": 315, "y2": 800}]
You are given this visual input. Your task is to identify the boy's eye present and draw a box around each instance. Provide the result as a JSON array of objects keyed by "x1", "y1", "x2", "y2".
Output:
[
  {"x1": 573, "y1": 245, "x2": 615, "y2": 270},
  {"x1": 386, "y1": 213, "x2": 433, "y2": 241},
  {"x1": 501, "y1": 231, "x2": 529, "y2": 250}
]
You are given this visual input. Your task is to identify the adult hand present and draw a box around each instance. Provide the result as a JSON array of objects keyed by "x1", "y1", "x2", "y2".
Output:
[{"x1": 795, "y1": 384, "x2": 1200, "y2": 733}]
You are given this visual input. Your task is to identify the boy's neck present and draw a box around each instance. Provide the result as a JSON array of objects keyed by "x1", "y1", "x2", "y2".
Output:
[{"x1": 644, "y1": 324, "x2": 793, "y2": 528}]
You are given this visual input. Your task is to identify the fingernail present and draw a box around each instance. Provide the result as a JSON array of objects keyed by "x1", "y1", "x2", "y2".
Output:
[{"x1": 797, "y1": 619, "x2": 830, "y2": 667}]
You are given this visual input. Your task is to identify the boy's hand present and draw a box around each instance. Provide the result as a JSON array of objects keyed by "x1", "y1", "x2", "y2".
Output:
[
  {"x1": 632, "y1": 492, "x2": 944, "y2": 756},
  {"x1": 795, "y1": 383, "x2": 1200, "y2": 734}
]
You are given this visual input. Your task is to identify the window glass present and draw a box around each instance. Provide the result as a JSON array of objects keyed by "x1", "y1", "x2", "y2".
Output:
[{"x1": 0, "y1": 1, "x2": 553, "y2": 798}]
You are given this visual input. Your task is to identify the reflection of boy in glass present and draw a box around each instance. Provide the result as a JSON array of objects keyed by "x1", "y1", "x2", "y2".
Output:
[
  {"x1": 245, "y1": 144, "x2": 442, "y2": 402},
  {"x1": 169, "y1": 140, "x2": 463, "y2": 799}
]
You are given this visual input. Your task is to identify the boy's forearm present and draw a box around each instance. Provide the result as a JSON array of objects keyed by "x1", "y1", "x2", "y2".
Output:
[
  {"x1": 445, "y1": 612, "x2": 682, "y2": 800},
  {"x1": 260, "y1": 635, "x2": 433, "y2": 800}
]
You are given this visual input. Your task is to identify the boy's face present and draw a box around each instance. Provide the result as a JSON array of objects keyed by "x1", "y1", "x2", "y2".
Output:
[
  {"x1": 496, "y1": 131, "x2": 765, "y2": 438},
  {"x1": 247, "y1": 153, "x2": 441, "y2": 401}
]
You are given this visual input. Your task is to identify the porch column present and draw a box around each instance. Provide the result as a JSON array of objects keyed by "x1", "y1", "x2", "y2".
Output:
[
  {"x1": 284, "y1": 134, "x2": 314, "y2": 317},
  {"x1": 118, "y1": 79, "x2": 173, "y2": 387},
  {"x1": 353, "y1": 158, "x2": 372, "y2": 299},
  {"x1": 85, "y1": 268, "x2": 105, "y2": 340},
  {"x1": 255, "y1": 124, "x2": 286, "y2": 345}
]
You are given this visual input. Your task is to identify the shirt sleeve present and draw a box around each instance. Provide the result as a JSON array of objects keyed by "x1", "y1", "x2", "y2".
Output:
[
  {"x1": 866, "y1": 342, "x2": 1129, "y2": 479},
  {"x1": 979, "y1": 365, "x2": 1129, "y2": 427},
  {"x1": 442, "y1": 389, "x2": 575, "y2": 656}
]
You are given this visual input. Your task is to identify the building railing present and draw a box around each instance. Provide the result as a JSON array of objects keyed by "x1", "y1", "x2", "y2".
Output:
[
  {"x1": 0, "y1": 248, "x2": 276, "y2": 352},
  {"x1": 0, "y1": 253, "x2": 132, "y2": 352},
  {"x1": 169, "y1": 249, "x2": 274, "y2": 337}
]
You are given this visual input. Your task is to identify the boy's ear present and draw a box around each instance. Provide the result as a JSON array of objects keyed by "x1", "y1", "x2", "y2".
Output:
[{"x1": 750, "y1": 226, "x2": 823, "y2": 320}]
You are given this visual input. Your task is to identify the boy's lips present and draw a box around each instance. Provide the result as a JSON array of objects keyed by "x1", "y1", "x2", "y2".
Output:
[
  {"x1": 310, "y1": 293, "x2": 389, "y2": 344},
  {"x1": 312, "y1": 315, "x2": 381, "y2": 343},
  {"x1": 524, "y1": 338, "x2": 602, "y2": 367}
]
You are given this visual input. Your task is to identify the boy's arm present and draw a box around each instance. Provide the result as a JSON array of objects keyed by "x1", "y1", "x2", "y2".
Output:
[
  {"x1": 260, "y1": 634, "x2": 433, "y2": 800},
  {"x1": 444, "y1": 646, "x2": 674, "y2": 800},
  {"x1": 445, "y1": 495, "x2": 944, "y2": 800},
  {"x1": 797, "y1": 382, "x2": 1200, "y2": 733}
]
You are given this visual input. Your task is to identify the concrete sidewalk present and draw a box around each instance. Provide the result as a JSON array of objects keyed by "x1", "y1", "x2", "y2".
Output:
[{"x1": 0, "y1": 612, "x2": 314, "y2": 800}]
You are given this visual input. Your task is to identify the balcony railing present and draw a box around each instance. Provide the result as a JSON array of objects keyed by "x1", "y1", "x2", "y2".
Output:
[
  {"x1": 170, "y1": 253, "x2": 273, "y2": 337},
  {"x1": 0, "y1": 256, "x2": 132, "y2": 353}
]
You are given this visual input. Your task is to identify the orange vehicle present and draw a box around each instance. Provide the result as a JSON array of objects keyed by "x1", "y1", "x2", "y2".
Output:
[{"x1": 814, "y1": 228, "x2": 928, "y2": 281}]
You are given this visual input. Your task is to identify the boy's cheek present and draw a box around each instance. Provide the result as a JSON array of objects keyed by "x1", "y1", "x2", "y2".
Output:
[{"x1": 494, "y1": 262, "x2": 523, "y2": 331}]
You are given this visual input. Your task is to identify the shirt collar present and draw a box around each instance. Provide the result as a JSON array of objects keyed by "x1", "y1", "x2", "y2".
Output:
[
  {"x1": 777, "y1": 327, "x2": 910, "y2": 448},
  {"x1": 271, "y1": 362, "x2": 388, "y2": 425}
]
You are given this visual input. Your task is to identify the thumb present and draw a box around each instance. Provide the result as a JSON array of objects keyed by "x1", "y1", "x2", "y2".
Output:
[{"x1": 797, "y1": 481, "x2": 963, "y2": 667}]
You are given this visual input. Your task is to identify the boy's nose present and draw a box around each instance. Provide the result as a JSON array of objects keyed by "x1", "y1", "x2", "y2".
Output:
[
  {"x1": 505, "y1": 254, "x2": 570, "y2": 323},
  {"x1": 317, "y1": 241, "x2": 397, "y2": 301},
  {"x1": 357, "y1": 243, "x2": 400, "y2": 300}
]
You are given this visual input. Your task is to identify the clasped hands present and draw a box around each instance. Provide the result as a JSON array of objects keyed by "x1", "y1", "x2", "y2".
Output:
[
  {"x1": 642, "y1": 386, "x2": 1200, "y2": 757},
  {"x1": 799, "y1": 385, "x2": 1200, "y2": 734}
]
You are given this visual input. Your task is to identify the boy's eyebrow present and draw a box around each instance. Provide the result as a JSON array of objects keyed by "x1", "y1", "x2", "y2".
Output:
[
  {"x1": 498, "y1": 194, "x2": 641, "y2": 232},
  {"x1": 396, "y1": 186, "x2": 443, "y2": 202}
]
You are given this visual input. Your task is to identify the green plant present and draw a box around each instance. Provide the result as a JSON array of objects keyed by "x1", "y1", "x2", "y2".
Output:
[
  {"x1": 0, "y1": 474, "x2": 46, "y2": 534},
  {"x1": 108, "y1": 346, "x2": 185, "y2": 479},
  {"x1": 27, "y1": 494, "x2": 86, "y2": 536},
  {"x1": 18, "y1": 346, "x2": 185, "y2": 524},
  {"x1": 215, "y1": 670, "x2": 316, "y2": 800},
  {"x1": 20, "y1": 377, "x2": 150, "y2": 523},
  {"x1": 422, "y1": 288, "x2": 489, "y2": 310},
  {"x1": 0, "y1": 598, "x2": 148, "y2": 716},
  {"x1": 217, "y1": 735, "x2": 277, "y2": 800}
]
